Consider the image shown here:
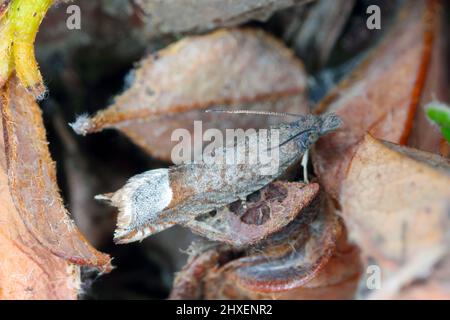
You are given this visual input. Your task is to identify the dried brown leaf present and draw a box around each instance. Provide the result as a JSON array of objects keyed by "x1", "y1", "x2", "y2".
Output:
[
  {"x1": 185, "y1": 181, "x2": 319, "y2": 247},
  {"x1": 134, "y1": 0, "x2": 310, "y2": 36},
  {"x1": 72, "y1": 28, "x2": 309, "y2": 161},
  {"x1": 1, "y1": 76, "x2": 111, "y2": 271},
  {"x1": 0, "y1": 0, "x2": 10, "y2": 19},
  {"x1": 0, "y1": 81, "x2": 79, "y2": 299},
  {"x1": 169, "y1": 243, "x2": 223, "y2": 300},
  {"x1": 313, "y1": 0, "x2": 441, "y2": 199},
  {"x1": 0, "y1": 134, "x2": 80, "y2": 298},
  {"x1": 341, "y1": 134, "x2": 450, "y2": 299}
]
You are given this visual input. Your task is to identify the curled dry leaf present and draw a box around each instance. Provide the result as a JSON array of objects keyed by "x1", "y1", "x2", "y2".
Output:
[
  {"x1": 313, "y1": 0, "x2": 443, "y2": 199},
  {"x1": 0, "y1": 108, "x2": 79, "y2": 299},
  {"x1": 185, "y1": 181, "x2": 319, "y2": 247},
  {"x1": 1, "y1": 76, "x2": 111, "y2": 272},
  {"x1": 134, "y1": 0, "x2": 310, "y2": 36},
  {"x1": 72, "y1": 28, "x2": 309, "y2": 161},
  {"x1": 341, "y1": 134, "x2": 450, "y2": 299},
  {"x1": 170, "y1": 193, "x2": 362, "y2": 299}
]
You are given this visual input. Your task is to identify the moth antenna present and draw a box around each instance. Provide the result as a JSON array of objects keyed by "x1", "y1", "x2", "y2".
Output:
[{"x1": 205, "y1": 109, "x2": 303, "y2": 117}]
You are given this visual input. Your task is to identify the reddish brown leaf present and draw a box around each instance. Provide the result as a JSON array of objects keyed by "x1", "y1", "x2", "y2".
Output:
[
  {"x1": 72, "y1": 28, "x2": 309, "y2": 161},
  {"x1": 0, "y1": 83, "x2": 79, "y2": 299},
  {"x1": 313, "y1": 0, "x2": 441, "y2": 199},
  {"x1": 185, "y1": 182, "x2": 319, "y2": 247},
  {"x1": 0, "y1": 142, "x2": 79, "y2": 299},
  {"x1": 341, "y1": 134, "x2": 450, "y2": 299},
  {"x1": 1, "y1": 76, "x2": 111, "y2": 271}
]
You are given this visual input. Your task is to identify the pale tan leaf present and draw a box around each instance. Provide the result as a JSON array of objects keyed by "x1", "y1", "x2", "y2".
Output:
[
  {"x1": 341, "y1": 134, "x2": 450, "y2": 299},
  {"x1": 72, "y1": 28, "x2": 309, "y2": 161}
]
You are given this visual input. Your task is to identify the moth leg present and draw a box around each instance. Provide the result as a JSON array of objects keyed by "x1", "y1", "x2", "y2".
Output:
[{"x1": 301, "y1": 149, "x2": 309, "y2": 183}]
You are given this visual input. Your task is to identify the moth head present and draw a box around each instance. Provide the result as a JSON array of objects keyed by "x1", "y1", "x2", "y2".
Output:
[
  {"x1": 318, "y1": 113, "x2": 342, "y2": 135},
  {"x1": 290, "y1": 113, "x2": 341, "y2": 148},
  {"x1": 96, "y1": 169, "x2": 174, "y2": 244}
]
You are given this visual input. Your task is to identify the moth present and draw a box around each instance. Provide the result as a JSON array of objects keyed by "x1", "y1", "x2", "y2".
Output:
[{"x1": 97, "y1": 111, "x2": 342, "y2": 243}]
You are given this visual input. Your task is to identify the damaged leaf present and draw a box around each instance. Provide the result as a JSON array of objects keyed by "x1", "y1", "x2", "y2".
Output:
[
  {"x1": 185, "y1": 181, "x2": 319, "y2": 247},
  {"x1": 71, "y1": 28, "x2": 309, "y2": 161},
  {"x1": 1, "y1": 76, "x2": 111, "y2": 271},
  {"x1": 341, "y1": 134, "x2": 450, "y2": 299},
  {"x1": 313, "y1": 0, "x2": 442, "y2": 198}
]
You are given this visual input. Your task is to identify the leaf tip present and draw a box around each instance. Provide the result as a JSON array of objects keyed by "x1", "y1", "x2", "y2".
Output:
[{"x1": 69, "y1": 114, "x2": 92, "y2": 136}]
